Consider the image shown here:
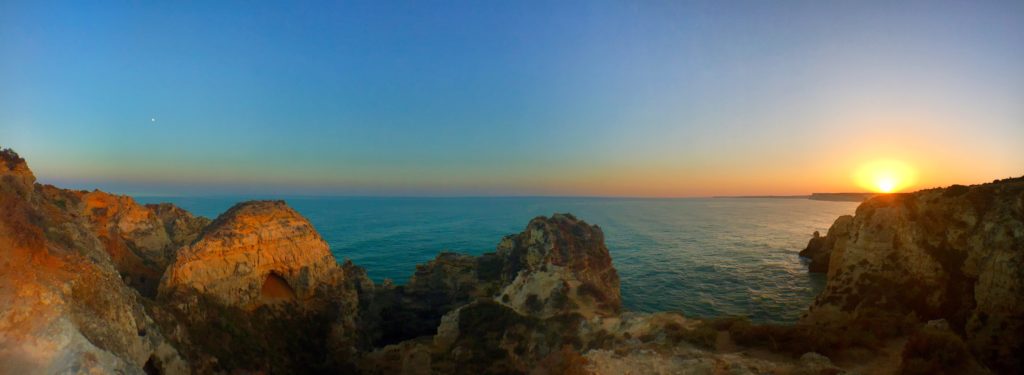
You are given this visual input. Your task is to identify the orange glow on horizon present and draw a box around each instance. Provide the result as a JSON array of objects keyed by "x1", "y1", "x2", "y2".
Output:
[{"x1": 854, "y1": 159, "x2": 917, "y2": 193}]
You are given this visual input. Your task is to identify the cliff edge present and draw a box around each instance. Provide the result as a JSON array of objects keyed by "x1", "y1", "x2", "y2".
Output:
[
  {"x1": 803, "y1": 177, "x2": 1024, "y2": 373},
  {"x1": 0, "y1": 149, "x2": 188, "y2": 374}
]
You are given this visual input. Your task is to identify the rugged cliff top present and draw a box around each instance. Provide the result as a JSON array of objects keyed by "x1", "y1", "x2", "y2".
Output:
[
  {"x1": 159, "y1": 200, "x2": 342, "y2": 310},
  {"x1": 804, "y1": 176, "x2": 1024, "y2": 373},
  {"x1": 0, "y1": 148, "x2": 35, "y2": 197}
]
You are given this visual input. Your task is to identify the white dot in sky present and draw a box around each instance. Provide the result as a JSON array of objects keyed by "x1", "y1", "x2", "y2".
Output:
[{"x1": 151, "y1": 118, "x2": 157, "y2": 122}]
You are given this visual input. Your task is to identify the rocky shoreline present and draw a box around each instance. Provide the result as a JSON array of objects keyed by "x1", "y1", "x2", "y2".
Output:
[{"x1": 1, "y1": 147, "x2": 1020, "y2": 374}]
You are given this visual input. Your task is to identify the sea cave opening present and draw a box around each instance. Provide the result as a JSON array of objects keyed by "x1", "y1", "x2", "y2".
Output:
[{"x1": 260, "y1": 272, "x2": 297, "y2": 304}]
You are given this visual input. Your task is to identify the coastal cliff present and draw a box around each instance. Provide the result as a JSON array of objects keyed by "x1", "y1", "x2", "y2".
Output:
[
  {"x1": 800, "y1": 178, "x2": 1024, "y2": 374},
  {"x1": 2, "y1": 147, "x2": 1021, "y2": 374},
  {"x1": 0, "y1": 149, "x2": 188, "y2": 374}
]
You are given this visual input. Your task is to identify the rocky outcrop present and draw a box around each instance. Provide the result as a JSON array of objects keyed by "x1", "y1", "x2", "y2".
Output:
[
  {"x1": 360, "y1": 214, "x2": 620, "y2": 348},
  {"x1": 804, "y1": 177, "x2": 1024, "y2": 373},
  {"x1": 0, "y1": 149, "x2": 187, "y2": 374},
  {"x1": 360, "y1": 252, "x2": 501, "y2": 346},
  {"x1": 798, "y1": 215, "x2": 853, "y2": 273},
  {"x1": 146, "y1": 203, "x2": 211, "y2": 250},
  {"x1": 10, "y1": 165, "x2": 210, "y2": 298},
  {"x1": 158, "y1": 200, "x2": 344, "y2": 310},
  {"x1": 0, "y1": 149, "x2": 34, "y2": 199},
  {"x1": 153, "y1": 200, "x2": 363, "y2": 373},
  {"x1": 77, "y1": 191, "x2": 202, "y2": 296},
  {"x1": 494, "y1": 214, "x2": 621, "y2": 318}
]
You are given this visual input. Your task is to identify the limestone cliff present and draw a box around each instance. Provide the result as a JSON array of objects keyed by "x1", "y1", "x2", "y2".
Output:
[
  {"x1": 357, "y1": 215, "x2": 818, "y2": 374},
  {"x1": 359, "y1": 214, "x2": 621, "y2": 348},
  {"x1": 799, "y1": 215, "x2": 853, "y2": 273},
  {"x1": 0, "y1": 149, "x2": 187, "y2": 374},
  {"x1": 77, "y1": 191, "x2": 205, "y2": 296},
  {"x1": 494, "y1": 214, "x2": 621, "y2": 318},
  {"x1": 158, "y1": 200, "x2": 343, "y2": 310},
  {"x1": 804, "y1": 177, "x2": 1024, "y2": 373},
  {"x1": 146, "y1": 203, "x2": 211, "y2": 253},
  {"x1": 154, "y1": 200, "x2": 362, "y2": 373}
]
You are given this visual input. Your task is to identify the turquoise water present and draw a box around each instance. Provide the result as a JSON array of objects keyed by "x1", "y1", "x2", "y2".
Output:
[{"x1": 135, "y1": 196, "x2": 857, "y2": 323}]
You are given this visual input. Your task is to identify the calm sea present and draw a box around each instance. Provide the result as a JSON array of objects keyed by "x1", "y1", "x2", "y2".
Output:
[{"x1": 135, "y1": 196, "x2": 857, "y2": 323}]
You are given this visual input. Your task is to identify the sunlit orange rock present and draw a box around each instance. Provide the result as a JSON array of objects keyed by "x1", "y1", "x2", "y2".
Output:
[
  {"x1": 158, "y1": 200, "x2": 343, "y2": 310},
  {"x1": 152, "y1": 199, "x2": 363, "y2": 373},
  {"x1": 0, "y1": 148, "x2": 188, "y2": 374}
]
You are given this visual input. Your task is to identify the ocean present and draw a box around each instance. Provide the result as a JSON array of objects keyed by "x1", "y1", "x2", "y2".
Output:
[{"x1": 134, "y1": 196, "x2": 858, "y2": 323}]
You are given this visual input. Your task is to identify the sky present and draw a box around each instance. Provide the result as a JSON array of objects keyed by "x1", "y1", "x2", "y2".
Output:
[{"x1": 2, "y1": 1, "x2": 1022, "y2": 197}]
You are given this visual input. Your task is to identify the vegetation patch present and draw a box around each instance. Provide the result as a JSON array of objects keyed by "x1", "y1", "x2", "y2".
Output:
[
  {"x1": 688, "y1": 312, "x2": 917, "y2": 357},
  {"x1": 668, "y1": 321, "x2": 717, "y2": 349},
  {"x1": 899, "y1": 328, "x2": 970, "y2": 375}
]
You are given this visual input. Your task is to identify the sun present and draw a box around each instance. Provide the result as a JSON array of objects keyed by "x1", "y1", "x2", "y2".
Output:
[
  {"x1": 854, "y1": 160, "x2": 917, "y2": 193},
  {"x1": 876, "y1": 177, "x2": 895, "y2": 193}
]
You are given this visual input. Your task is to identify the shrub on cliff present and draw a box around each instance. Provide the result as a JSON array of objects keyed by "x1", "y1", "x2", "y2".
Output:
[
  {"x1": 720, "y1": 313, "x2": 912, "y2": 357},
  {"x1": 899, "y1": 328, "x2": 970, "y2": 375},
  {"x1": 670, "y1": 322, "x2": 717, "y2": 349}
]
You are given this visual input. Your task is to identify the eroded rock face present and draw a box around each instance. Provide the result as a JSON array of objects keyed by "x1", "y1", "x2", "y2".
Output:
[
  {"x1": 357, "y1": 215, "x2": 634, "y2": 373},
  {"x1": 805, "y1": 178, "x2": 1024, "y2": 373},
  {"x1": 494, "y1": 214, "x2": 621, "y2": 318},
  {"x1": 154, "y1": 199, "x2": 363, "y2": 373},
  {"x1": 11, "y1": 175, "x2": 210, "y2": 298},
  {"x1": 146, "y1": 203, "x2": 211, "y2": 250},
  {"x1": 0, "y1": 148, "x2": 35, "y2": 199},
  {"x1": 360, "y1": 214, "x2": 621, "y2": 348},
  {"x1": 78, "y1": 191, "x2": 196, "y2": 296},
  {"x1": 361, "y1": 252, "x2": 501, "y2": 346},
  {"x1": 158, "y1": 200, "x2": 342, "y2": 310},
  {"x1": 0, "y1": 149, "x2": 188, "y2": 374},
  {"x1": 798, "y1": 215, "x2": 853, "y2": 273}
]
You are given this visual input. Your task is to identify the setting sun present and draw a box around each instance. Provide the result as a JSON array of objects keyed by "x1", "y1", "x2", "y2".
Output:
[{"x1": 854, "y1": 160, "x2": 917, "y2": 193}]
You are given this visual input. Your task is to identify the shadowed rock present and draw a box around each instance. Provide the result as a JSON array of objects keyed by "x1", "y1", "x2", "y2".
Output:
[
  {"x1": 360, "y1": 214, "x2": 621, "y2": 348},
  {"x1": 804, "y1": 177, "x2": 1024, "y2": 374},
  {"x1": 153, "y1": 199, "x2": 363, "y2": 373},
  {"x1": 798, "y1": 215, "x2": 853, "y2": 273}
]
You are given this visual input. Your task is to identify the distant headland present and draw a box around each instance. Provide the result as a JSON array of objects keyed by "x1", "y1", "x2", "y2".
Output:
[{"x1": 714, "y1": 192, "x2": 878, "y2": 202}]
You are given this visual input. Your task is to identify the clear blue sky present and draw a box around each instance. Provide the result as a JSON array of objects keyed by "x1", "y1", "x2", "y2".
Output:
[{"x1": 2, "y1": 1, "x2": 1022, "y2": 196}]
